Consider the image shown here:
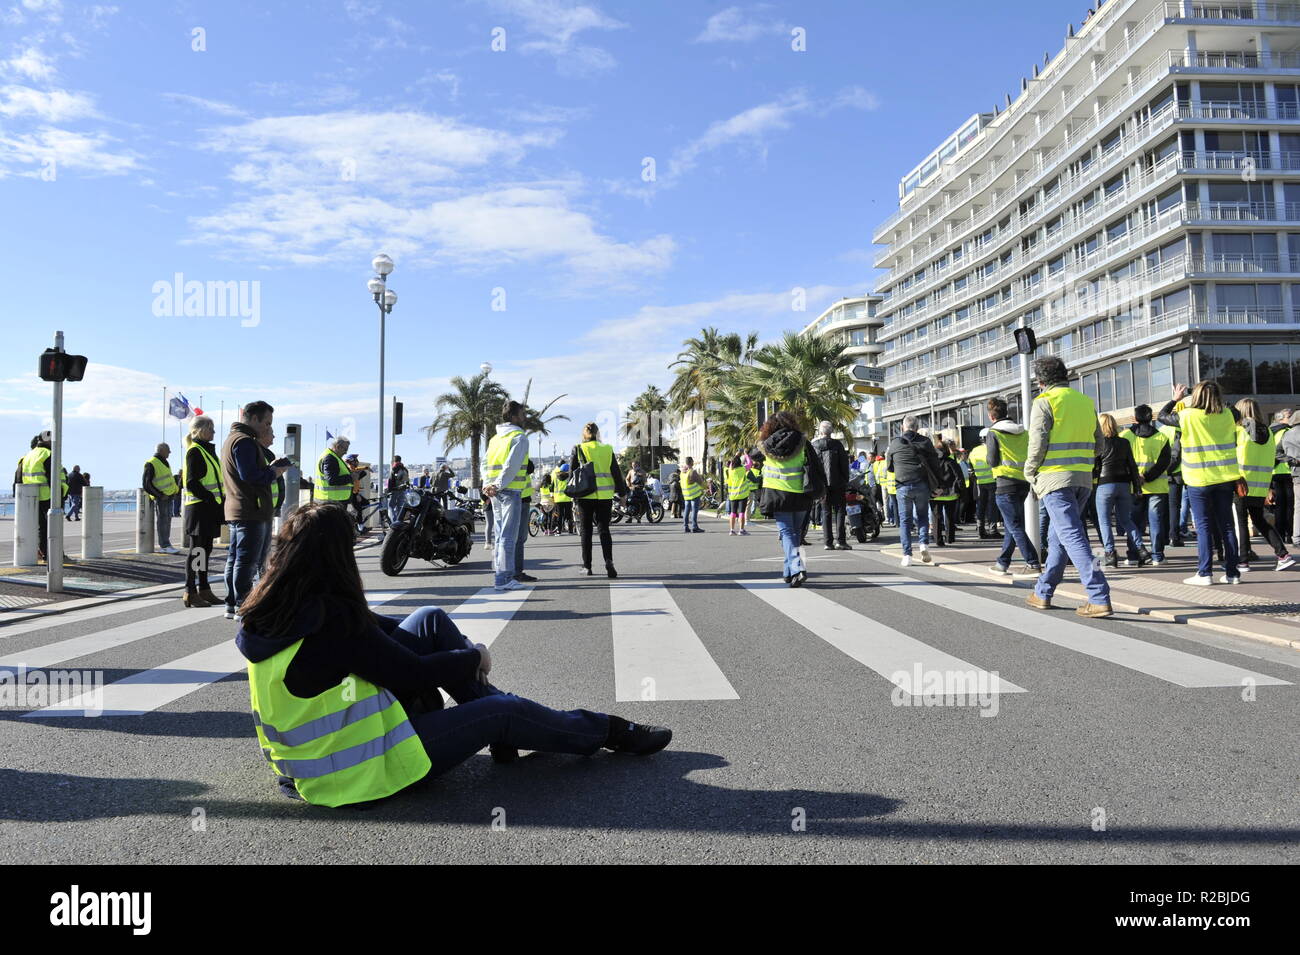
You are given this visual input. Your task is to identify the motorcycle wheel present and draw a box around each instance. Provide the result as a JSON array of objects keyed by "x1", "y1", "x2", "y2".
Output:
[
  {"x1": 380, "y1": 526, "x2": 412, "y2": 576},
  {"x1": 610, "y1": 506, "x2": 623, "y2": 525},
  {"x1": 868, "y1": 521, "x2": 881, "y2": 542},
  {"x1": 649, "y1": 502, "x2": 664, "y2": 523},
  {"x1": 444, "y1": 528, "x2": 468, "y2": 565},
  {"x1": 528, "y1": 510, "x2": 540, "y2": 537},
  {"x1": 855, "y1": 526, "x2": 867, "y2": 544}
]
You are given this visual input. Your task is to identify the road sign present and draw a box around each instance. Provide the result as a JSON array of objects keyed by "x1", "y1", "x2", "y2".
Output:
[
  {"x1": 851, "y1": 383, "x2": 885, "y2": 396},
  {"x1": 850, "y1": 364, "x2": 885, "y2": 384}
]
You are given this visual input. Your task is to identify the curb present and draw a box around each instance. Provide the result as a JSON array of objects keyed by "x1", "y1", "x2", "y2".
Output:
[{"x1": 877, "y1": 545, "x2": 1300, "y2": 651}]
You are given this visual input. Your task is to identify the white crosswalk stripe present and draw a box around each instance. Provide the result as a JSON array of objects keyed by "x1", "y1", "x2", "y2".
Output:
[
  {"x1": 739, "y1": 580, "x2": 1026, "y2": 697},
  {"x1": 0, "y1": 606, "x2": 225, "y2": 673},
  {"x1": 21, "y1": 585, "x2": 534, "y2": 717},
  {"x1": 610, "y1": 582, "x2": 738, "y2": 702},
  {"x1": 862, "y1": 574, "x2": 1292, "y2": 688},
  {"x1": 0, "y1": 596, "x2": 174, "y2": 639}
]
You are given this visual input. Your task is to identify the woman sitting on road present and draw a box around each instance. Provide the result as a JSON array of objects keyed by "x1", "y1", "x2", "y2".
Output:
[{"x1": 235, "y1": 502, "x2": 671, "y2": 808}]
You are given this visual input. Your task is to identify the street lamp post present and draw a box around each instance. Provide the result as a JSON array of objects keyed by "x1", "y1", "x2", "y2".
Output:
[
  {"x1": 925, "y1": 374, "x2": 938, "y2": 438},
  {"x1": 368, "y1": 254, "x2": 396, "y2": 535}
]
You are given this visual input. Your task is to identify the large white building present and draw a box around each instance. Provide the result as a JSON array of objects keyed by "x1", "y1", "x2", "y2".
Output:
[
  {"x1": 802, "y1": 295, "x2": 887, "y2": 449},
  {"x1": 873, "y1": 0, "x2": 1300, "y2": 436}
]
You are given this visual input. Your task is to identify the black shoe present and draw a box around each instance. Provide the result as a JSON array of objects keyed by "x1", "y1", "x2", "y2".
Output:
[
  {"x1": 583, "y1": 565, "x2": 593, "y2": 576},
  {"x1": 605, "y1": 718, "x2": 672, "y2": 755},
  {"x1": 490, "y1": 743, "x2": 519, "y2": 764},
  {"x1": 606, "y1": 563, "x2": 618, "y2": 579},
  {"x1": 514, "y1": 572, "x2": 538, "y2": 582},
  {"x1": 1103, "y1": 551, "x2": 1118, "y2": 568},
  {"x1": 1135, "y1": 546, "x2": 1152, "y2": 568},
  {"x1": 823, "y1": 544, "x2": 836, "y2": 551},
  {"x1": 837, "y1": 542, "x2": 853, "y2": 550},
  {"x1": 796, "y1": 570, "x2": 807, "y2": 585},
  {"x1": 1170, "y1": 537, "x2": 1185, "y2": 547}
]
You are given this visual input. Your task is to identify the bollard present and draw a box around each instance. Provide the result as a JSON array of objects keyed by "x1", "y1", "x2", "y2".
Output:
[
  {"x1": 135, "y1": 490, "x2": 155, "y2": 554},
  {"x1": 82, "y1": 487, "x2": 104, "y2": 559},
  {"x1": 277, "y1": 466, "x2": 302, "y2": 533},
  {"x1": 13, "y1": 484, "x2": 38, "y2": 567}
]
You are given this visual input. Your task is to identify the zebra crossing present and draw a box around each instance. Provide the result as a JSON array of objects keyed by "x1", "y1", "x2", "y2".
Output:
[{"x1": 1, "y1": 563, "x2": 1293, "y2": 719}]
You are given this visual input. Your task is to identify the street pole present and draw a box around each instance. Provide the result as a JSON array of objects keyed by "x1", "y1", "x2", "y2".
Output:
[
  {"x1": 162, "y1": 386, "x2": 167, "y2": 444},
  {"x1": 368, "y1": 254, "x2": 396, "y2": 535},
  {"x1": 49, "y1": 331, "x2": 65, "y2": 594},
  {"x1": 378, "y1": 301, "x2": 385, "y2": 512},
  {"x1": 1019, "y1": 315, "x2": 1039, "y2": 551}
]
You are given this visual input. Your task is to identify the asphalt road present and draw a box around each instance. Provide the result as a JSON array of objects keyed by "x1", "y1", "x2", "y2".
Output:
[{"x1": 2, "y1": 510, "x2": 1298, "y2": 864}]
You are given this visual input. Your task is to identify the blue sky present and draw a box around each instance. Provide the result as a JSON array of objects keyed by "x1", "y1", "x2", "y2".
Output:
[{"x1": 1, "y1": 0, "x2": 1085, "y2": 488}]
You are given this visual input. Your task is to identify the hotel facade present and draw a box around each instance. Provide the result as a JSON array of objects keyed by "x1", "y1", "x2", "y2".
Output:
[
  {"x1": 802, "y1": 294, "x2": 887, "y2": 448},
  {"x1": 872, "y1": 0, "x2": 1300, "y2": 437}
]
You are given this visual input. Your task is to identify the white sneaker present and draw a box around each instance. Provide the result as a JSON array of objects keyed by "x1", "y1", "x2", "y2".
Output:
[
  {"x1": 161, "y1": 545, "x2": 180, "y2": 554},
  {"x1": 1277, "y1": 554, "x2": 1296, "y2": 572},
  {"x1": 919, "y1": 547, "x2": 932, "y2": 564},
  {"x1": 1238, "y1": 563, "x2": 1252, "y2": 573},
  {"x1": 1182, "y1": 574, "x2": 1213, "y2": 586},
  {"x1": 1219, "y1": 574, "x2": 1241, "y2": 585},
  {"x1": 494, "y1": 579, "x2": 524, "y2": 592},
  {"x1": 900, "y1": 555, "x2": 913, "y2": 567}
]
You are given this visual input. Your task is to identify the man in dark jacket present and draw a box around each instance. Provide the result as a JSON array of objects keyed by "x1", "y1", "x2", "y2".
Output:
[
  {"x1": 811, "y1": 421, "x2": 852, "y2": 550},
  {"x1": 221, "y1": 401, "x2": 289, "y2": 620},
  {"x1": 1270, "y1": 410, "x2": 1294, "y2": 545},
  {"x1": 886, "y1": 415, "x2": 940, "y2": 566}
]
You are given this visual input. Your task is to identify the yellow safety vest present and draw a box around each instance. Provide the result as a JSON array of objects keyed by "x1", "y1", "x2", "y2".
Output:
[
  {"x1": 183, "y1": 443, "x2": 224, "y2": 507},
  {"x1": 884, "y1": 465, "x2": 897, "y2": 495},
  {"x1": 968, "y1": 444, "x2": 994, "y2": 484},
  {"x1": 550, "y1": 469, "x2": 570, "y2": 503},
  {"x1": 1274, "y1": 427, "x2": 1293, "y2": 476},
  {"x1": 1177, "y1": 405, "x2": 1240, "y2": 487},
  {"x1": 1035, "y1": 386, "x2": 1097, "y2": 473},
  {"x1": 484, "y1": 428, "x2": 529, "y2": 491},
  {"x1": 1157, "y1": 423, "x2": 1182, "y2": 477},
  {"x1": 313, "y1": 450, "x2": 353, "y2": 502},
  {"x1": 1121, "y1": 429, "x2": 1170, "y2": 495},
  {"x1": 577, "y1": 441, "x2": 616, "y2": 500},
  {"x1": 146, "y1": 456, "x2": 178, "y2": 497},
  {"x1": 681, "y1": 467, "x2": 703, "y2": 500},
  {"x1": 248, "y1": 639, "x2": 431, "y2": 808},
  {"x1": 1236, "y1": 427, "x2": 1276, "y2": 497},
  {"x1": 20, "y1": 447, "x2": 51, "y2": 502},
  {"x1": 726, "y1": 466, "x2": 750, "y2": 501},
  {"x1": 989, "y1": 428, "x2": 1028, "y2": 481},
  {"x1": 871, "y1": 459, "x2": 886, "y2": 487},
  {"x1": 762, "y1": 448, "x2": 806, "y2": 494}
]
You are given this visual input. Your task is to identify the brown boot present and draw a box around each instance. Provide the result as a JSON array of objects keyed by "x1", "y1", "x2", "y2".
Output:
[
  {"x1": 183, "y1": 591, "x2": 205, "y2": 608},
  {"x1": 197, "y1": 588, "x2": 221, "y2": 606},
  {"x1": 1075, "y1": 602, "x2": 1113, "y2": 619},
  {"x1": 1025, "y1": 593, "x2": 1052, "y2": 610}
]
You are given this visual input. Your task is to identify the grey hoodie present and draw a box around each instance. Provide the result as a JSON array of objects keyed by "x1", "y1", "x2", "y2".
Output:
[{"x1": 983, "y1": 418, "x2": 1028, "y2": 492}]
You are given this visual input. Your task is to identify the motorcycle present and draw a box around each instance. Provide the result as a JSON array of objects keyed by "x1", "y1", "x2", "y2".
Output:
[
  {"x1": 380, "y1": 484, "x2": 476, "y2": 576},
  {"x1": 845, "y1": 476, "x2": 881, "y2": 544},
  {"x1": 622, "y1": 486, "x2": 664, "y2": 524}
]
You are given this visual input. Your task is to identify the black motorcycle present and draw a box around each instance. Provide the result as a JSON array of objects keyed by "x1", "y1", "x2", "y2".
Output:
[
  {"x1": 845, "y1": 475, "x2": 881, "y2": 544},
  {"x1": 380, "y1": 484, "x2": 476, "y2": 575}
]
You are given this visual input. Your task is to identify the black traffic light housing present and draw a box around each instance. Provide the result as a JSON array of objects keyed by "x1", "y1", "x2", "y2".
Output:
[
  {"x1": 1013, "y1": 327, "x2": 1037, "y2": 355},
  {"x1": 38, "y1": 349, "x2": 88, "y2": 382}
]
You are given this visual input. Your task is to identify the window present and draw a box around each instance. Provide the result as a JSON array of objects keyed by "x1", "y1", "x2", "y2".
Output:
[
  {"x1": 1114, "y1": 362, "x2": 1133, "y2": 409},
  {"x1": 1082, "y1": 372, "x2": 1098, "y2": 404},
  {"x1": 1097, "y1": 366, "x2": 1115, "y2": 411},
  {"x1": 1132, "y1": 357, "x2": 1151, "y2": 407},
  {"x1": 1254, "y1": 344, "x2": 1292, "y2": 394},
  {"x1": 1151, "y1": 353, "x2": 1173, "y2": 395},
  {"x1": 1201, "y1": 344, "x2": 1253, "y2": 394}
]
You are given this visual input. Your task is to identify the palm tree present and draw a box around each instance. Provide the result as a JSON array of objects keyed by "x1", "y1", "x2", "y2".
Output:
[
  {"x1": 621, "y1": 384, "x2": 671, "y2": 469},
  {"x1": 421, "y1": 371, "x2": 508, "y2": 489},
  {"x1": 730, "y1": 331, "x2": 859, "y2": 449},
  {"x1": 667, "y1": 327, "x2": 759, "y2": 470}
]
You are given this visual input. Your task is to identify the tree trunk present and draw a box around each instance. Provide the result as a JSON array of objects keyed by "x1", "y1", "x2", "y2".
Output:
[{"x1": 470, "y1": 430, "x2": 481, "y2": 489}]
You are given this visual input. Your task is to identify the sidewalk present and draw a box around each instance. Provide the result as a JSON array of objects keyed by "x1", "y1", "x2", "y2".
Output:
[{"x1": 878, "y1": 532, "x2": 1300, "y2": 650}]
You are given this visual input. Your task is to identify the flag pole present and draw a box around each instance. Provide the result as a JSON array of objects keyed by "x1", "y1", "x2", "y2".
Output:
[{"x1": 162, "y1": 387, "x2": 167, "y2": 444}]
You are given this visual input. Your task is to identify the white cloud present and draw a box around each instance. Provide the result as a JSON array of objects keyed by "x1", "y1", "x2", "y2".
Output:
[
  {"x1": 488, "y1": 0, "x2": 625, "y2": 76},
  {"x1": 693, "y1": 6, "x2": 789, "y2": 44},
  {"x1": 0, "y1": 125, "x2": 136, "y2": 176},
  {"x1": 0, "y1": 83, "x2": 95, "y2": 120},
  {"x1": 161, "y1": 92, "x2": 248, "y2": 117},
  {"x1": 667, "y1": 90, "x2": 810, "y2": 181},
  {"x1": 2, "y1": 45, "x2": 55, "y2": 79}
]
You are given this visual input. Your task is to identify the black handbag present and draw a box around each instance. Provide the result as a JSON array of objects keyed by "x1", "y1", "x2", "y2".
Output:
[{"x1": 565, "y1": 445, "x2": 597, "y2": 499}]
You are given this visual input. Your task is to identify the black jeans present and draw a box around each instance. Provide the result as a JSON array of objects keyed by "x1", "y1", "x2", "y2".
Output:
[
  {"x1": 1234, "y1": 496, "x2": 1287, "y2": 560},
  {"x1": 1269, "y1": 475, "x2": 1294, "y2": 541},
  {"x1": 577, "y1": 498, "x2": 614, "y2": 567},
  {"x1": 185, "y1": 533, "x2": 215, "y2": 592},
  {"x1": 976, "y1": 483, "x2": 996, "y2": 527},
  {"x1": 822, "y1": 489, "x2": 846, "y2": 545},
  {"x1": 931, "y1": 499, "x2": 957, "y2": 542}
]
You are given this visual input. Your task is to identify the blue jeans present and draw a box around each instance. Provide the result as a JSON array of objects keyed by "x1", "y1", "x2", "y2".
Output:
[
  {"x1": 1094, "y1": 482, "x2": 1143, "y2": 557},
  {"x1": 225, "y1": 519, "x2": 271, "y2": 612},
  {"x1": 886, "y1": 494, "x2": 897, "y2": 525},
  {"x1": 490, "y1": 489, "x2": 522, "y2": 587},
  {"x1": 1178, "y1": 483, "x2": 1191, "y2": 534},
  {"x1": 1035, "y1": 485, "x2": 1110, "y2": 605},
  {"x1": 774, "y1": 510, "x2": 809, "y2": 578},
  {"x1": 394, "y1": 607, "x2": 609, "y2": 778},
  {"x1": 895, "y1": 481, "x2": 930, "y2": 556},
  {"x1": 66, "y1": 495, "x2": 82, "y2": 519},
  {"x1": 514, "y1": 501, "x2": 528, "y2": 576},
  {"x1": 995, "y1": 483, "x2": 1039, "y2": 569},
  {"x1": 1135, "y1": 493, "x2": 1168, "y2": 559},
  {"x1": 682, "y1": 498, "x2": 701, "y2": 531},
  {"x1": 1185, "y1": 481, "x2": 1239, "y2": 578}
]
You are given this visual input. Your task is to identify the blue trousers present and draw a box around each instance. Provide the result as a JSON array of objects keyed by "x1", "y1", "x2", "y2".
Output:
[
  {"x1": 490, "y1": 489, "x2": 521, "y2": 587},
  {"x1": 1035, "y1": 485, "x2": 1110, "y2": 605},
  {"x1": 773, "y1": 510, "x2": 809, "y2": 578},
  {"x1": 895, "y1": 481, "x2": 930, "y2": 556},
  {"x1": 682, "y1": 498, "x2": 701, "y2": 531},
  {"x1": 395, "y1": 607, "x2": 609, "y2": 778},
  {"x1": 1186, "y1": 481, "x2": 1239, "y2": 578},
  {"x1": 1094, "y1": 482, "x2": 1143, "y2": 557},
  {"x1": 995, "y1": 483, "x2": 1039, "y2": 569},
  {"x1": 225, "y1": 519, "x2": 271, "y2": 612}
]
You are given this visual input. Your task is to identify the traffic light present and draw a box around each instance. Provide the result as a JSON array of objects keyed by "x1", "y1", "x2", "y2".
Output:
[
  {"x1": 393, "y1": 401, "x2": 404, "y2": 436},
  {"x1": 37, "y1": 349, "x2": 88, "y2": 382},
  {"x1": 1013, "y1": 327, "x2": 1037, "y2": 355}
]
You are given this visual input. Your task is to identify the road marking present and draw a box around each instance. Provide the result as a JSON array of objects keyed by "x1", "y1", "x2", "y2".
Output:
[
  {"x1": 448, "y1": 587, "x2": 534, "y2": 649},
  {"x1": 749, "y1": 555, "x2": 847, "y2": 562},
  {"x1": 610, "y1": 583, "x2": 738, "y2": 702},
  {"x1": 0, "y1": 596, "x2": 174, "y2": 638},
  {"x1": 26, "y1": 639, "x2": 246, "y2": 717},
  {"x1": 861, "y1": 575, "x2": 1292, "y2": 688},
  {"x1": 739, "y1": 580, "x2": 1025, "y2": 697},
  {"x1": 0, "y1": 606, "x2": 226, "y2": 672}
]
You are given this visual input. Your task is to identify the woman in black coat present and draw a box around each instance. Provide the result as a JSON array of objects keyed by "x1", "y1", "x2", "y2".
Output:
[{"x1": 182, "y1": 415, "x2": 224, "y2": 608}]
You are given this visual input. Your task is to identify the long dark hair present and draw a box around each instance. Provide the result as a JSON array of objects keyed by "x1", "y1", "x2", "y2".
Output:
[{"x1": 240, "y1": 503, "x2": 370, "y2": 640}]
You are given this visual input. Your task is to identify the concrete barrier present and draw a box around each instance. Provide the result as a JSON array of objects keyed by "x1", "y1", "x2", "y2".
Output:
[
  {"x1": 13, "y1": 484, "x2": 38, "y2": 567},
  {"x1": 82, "y1": 486, "x2": 103, "y2": 559},
  {"x1": 136, "y1": 490, "x2": 155, "y2": 554}
]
